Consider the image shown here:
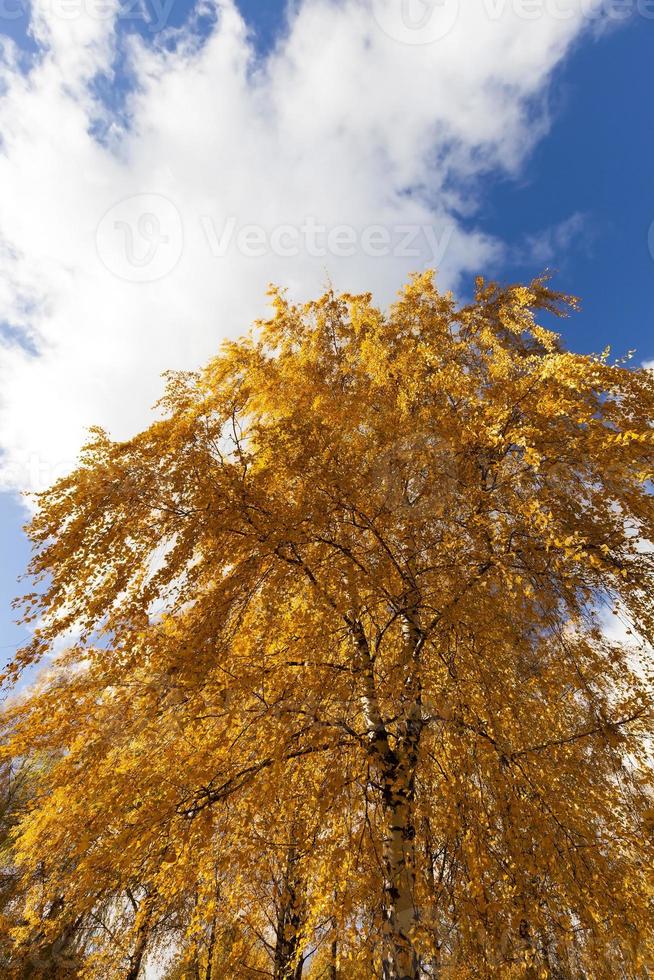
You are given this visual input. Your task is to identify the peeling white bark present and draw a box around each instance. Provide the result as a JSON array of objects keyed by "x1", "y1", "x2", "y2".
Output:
[{"x1": 351, "y1": 619, "x2": 421, "y2": 980}]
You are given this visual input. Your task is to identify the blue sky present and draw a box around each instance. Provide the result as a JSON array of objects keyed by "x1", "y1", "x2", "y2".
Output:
[{"x1": 0, "y1": 1, "x2": 652, "y2": 660}]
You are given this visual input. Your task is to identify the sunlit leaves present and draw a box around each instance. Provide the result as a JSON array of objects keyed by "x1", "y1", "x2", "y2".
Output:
[{"x1": 1, "y1": 273, "x2": 654, "y2": 977}]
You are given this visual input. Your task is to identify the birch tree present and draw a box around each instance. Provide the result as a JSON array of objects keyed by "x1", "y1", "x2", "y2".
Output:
[{"x1": 2, "y1": 273, "x2": 654, "y2": 977}]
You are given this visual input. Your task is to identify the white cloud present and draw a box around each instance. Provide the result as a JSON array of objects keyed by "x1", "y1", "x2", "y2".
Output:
[{"x1": 0, "y1": 0, "x2": 606, "y2": 492}]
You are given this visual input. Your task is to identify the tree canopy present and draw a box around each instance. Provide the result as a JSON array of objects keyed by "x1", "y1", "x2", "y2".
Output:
[{"x1": 2, "y1": 272, "x2": 654, "y2": 978}]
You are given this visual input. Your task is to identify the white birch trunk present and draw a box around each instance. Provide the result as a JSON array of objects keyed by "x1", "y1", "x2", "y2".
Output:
[{"x1": 352, "y1": 619, "x2": 421, "y2": 980}]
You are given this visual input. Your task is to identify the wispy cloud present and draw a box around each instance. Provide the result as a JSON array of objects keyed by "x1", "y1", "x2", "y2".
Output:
[{"x1": 516, "y1": 211, "x2": 595, "y2": 267}]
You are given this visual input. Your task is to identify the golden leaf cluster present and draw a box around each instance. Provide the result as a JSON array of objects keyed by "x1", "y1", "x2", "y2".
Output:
[{"x1": 1, "y1": 273, "x2": 653, "y2": 978}]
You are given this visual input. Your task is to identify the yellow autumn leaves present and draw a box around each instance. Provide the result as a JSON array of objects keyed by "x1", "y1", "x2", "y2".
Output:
[{"x1": 0, "y1": 272, "x2": 653, "y2": 978}]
